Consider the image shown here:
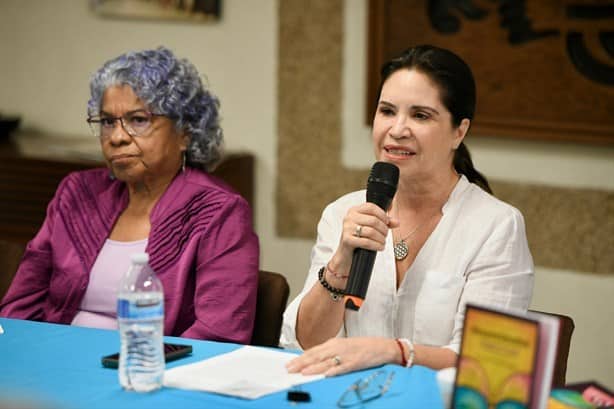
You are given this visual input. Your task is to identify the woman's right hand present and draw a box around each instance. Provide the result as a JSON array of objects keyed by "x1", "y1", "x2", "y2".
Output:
[
  {"x1": 295, "y1": 203, "x2": 398, "y2": 350},
  {"x1": 326, "y1": 203, "x2": 399, "y2": 287}
]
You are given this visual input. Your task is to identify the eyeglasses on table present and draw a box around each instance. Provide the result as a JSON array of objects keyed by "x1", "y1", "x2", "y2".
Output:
[{"x1": 336, "y1": 369, "x2": 395, "y2": 408}]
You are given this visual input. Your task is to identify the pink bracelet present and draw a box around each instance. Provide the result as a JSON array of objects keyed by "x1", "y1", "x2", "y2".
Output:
[{"x1": 326, "y1": 263, "x2": 348, "y2": 279}]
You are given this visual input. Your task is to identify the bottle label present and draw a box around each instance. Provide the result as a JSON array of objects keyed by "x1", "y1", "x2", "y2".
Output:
[{"x1": 117, "y1": 298, "x2": 163, "y2": 319}]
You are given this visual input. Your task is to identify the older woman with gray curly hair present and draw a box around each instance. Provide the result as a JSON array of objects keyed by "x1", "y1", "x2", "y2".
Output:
[{"x1": 0, "y1": 47, "x2": 259, "y2": 343}]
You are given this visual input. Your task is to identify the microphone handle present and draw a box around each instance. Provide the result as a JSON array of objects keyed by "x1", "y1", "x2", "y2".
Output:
[
  {"x1": 343, "y1": 178, "x2": 396, "y2": 310},
  {"x1": 344, "y1": 248, "x2": 377, "y2": 311}
]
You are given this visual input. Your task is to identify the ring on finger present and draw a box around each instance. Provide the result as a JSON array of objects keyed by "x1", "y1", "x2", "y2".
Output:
[
  {"x1": 332, "y1": 355, "x2": 342, "y2": 366},
  {"x1": 354, "y1": 225, "x2": 363, "y2": 238}
]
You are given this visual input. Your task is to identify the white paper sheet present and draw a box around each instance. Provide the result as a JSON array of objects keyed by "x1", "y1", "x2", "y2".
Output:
[{"x1": 163, "y1": 345, "x2": 324, "y2": 399}]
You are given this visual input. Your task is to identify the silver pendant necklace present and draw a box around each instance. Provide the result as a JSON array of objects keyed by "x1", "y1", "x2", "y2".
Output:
[
  {"x1": 393, "y1": 225, "x2": 421, "y2": 261},
  {"x1": 392, "y1": 178, "x2": 454, "y2": 261},
  {"x1": 392, "y1": 210, "x2": 440, "y2": 261},
  {"x1": 393, "y1": 240, "x2": 409, "y2": 260}
]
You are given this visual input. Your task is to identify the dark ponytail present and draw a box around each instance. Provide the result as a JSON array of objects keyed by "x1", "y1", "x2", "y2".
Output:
[
  {"x1": 454, "y1": 142, "x2": 492, "y2": 194},
  {"x1": 378, "y1": 45, "x2": 492, "y2": 193}
]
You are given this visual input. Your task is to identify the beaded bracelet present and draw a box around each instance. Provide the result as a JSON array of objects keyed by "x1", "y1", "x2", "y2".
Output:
[
  {"x1": 317, "y1": 266, "x2": 346, "y2": 301},
  {"x1": 399, "y1": 338, "x2": 415, "y2": 368}
]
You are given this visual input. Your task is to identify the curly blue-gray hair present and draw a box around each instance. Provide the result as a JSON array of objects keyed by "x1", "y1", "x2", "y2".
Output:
[{"x1": 88, "y1": 46, "x2": 223, "y2": 170}]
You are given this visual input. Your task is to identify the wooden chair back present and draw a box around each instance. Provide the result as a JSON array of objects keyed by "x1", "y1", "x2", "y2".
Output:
[
  {"x1": 0, "y1": 239, "x2": 25, "y2": 300},
  {"x1": 251, "y1": 270, "x2": 290, "y2": 347},
  {"x1": 530, "y1": 309, "x2": 575, "y2": 387}
]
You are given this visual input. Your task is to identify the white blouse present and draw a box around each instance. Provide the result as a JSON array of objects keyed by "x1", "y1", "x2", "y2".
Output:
[{"x1": 280, "y1": 175, "x2": 534, "y2": 353}]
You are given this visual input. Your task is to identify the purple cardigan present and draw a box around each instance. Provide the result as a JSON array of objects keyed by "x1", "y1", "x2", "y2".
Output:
[{"x1": 0, "y1": 168, "x2": 259, "y2": 343}]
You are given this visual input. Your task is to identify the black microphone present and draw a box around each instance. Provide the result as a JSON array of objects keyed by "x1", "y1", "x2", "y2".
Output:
[{"x1": 344, "y1": 162, "x2": 399, "y2": 311}]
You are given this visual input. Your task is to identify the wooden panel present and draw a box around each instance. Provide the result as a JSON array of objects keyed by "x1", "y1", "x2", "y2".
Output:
[
  {"x1": 212, "y1": 153, "x2": 254, "y2": 211},
  {"x1": 0, "y1": 140, "x2": 254, "y2": 245},
  {"x1": 0, "y1": 239, "x2": 25, "y2": 299},
  {"x1": 0, "y1": 155, "x2": 93, "y2": 244},
  {"x1": 367, "y1": 0, "x2": 614, "y2": 144}
]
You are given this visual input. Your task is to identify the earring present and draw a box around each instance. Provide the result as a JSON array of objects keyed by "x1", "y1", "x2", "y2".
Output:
[
  {"x1": 108, "y1": 169, "x2": 116, "y2": 180},
  {"x1": 182, "y1": 151, "x2": 186, "y2": 173}
]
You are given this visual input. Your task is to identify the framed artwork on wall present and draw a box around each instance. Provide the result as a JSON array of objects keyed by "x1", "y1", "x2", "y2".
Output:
[
  {"x1": 90, "y1": 0, "x2": 221, "y2": 22},
  {"x1": 367, "y1": 0, "x2": 614, "y2": 144}
]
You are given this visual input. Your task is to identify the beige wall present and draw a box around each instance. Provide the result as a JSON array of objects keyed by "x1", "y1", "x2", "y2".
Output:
[{"x1": 0, "y1": 0, "x2": 612, "y2": 388}]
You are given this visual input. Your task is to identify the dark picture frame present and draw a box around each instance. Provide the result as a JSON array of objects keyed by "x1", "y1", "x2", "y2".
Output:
[
  {"x1": 91, "y1": 0, "x2": 221, "y2": 23},
  {"x1": 367, "y1": 0, "x2": 614, "y2": 144}
]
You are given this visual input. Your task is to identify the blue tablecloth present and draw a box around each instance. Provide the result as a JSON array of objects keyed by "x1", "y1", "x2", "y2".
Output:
[{"x1": 0, "y1": 318, "x2": 443, "y2": 409}]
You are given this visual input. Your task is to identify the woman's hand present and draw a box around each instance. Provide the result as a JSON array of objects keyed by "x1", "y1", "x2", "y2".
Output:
[
  {"x1": 327, "y1": 203, "x2": 399, "y2": 286},
  {"x1": 286, "y1": 337, "x2": 400, "y2": 377}
]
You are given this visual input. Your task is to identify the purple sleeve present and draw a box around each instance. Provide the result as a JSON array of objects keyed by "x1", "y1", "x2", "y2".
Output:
[{"x1": 180, "y1": 196, "x2": 259, "y2": 343}]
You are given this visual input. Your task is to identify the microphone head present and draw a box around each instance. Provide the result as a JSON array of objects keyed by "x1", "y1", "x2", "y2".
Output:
[{"x1": 367, "y1": 162, "x2": 399, "y2": 202}]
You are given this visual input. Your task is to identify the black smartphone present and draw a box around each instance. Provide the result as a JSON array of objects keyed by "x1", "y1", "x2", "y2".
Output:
[{"x1": 101, "y1": 343, "x2": 193, "y2": 369}]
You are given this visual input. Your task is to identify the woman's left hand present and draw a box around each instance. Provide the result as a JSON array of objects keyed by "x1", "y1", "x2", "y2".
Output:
[{"x1": 285, "y1": 337, "x2": 399, "y2": 377}]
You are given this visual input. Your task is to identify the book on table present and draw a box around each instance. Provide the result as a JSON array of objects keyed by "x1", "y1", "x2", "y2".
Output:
[{"x1": 452, "y1": 303, "x2": 560, "y2": 409}]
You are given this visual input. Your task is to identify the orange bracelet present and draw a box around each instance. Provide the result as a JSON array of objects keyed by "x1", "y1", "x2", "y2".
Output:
[{"x1": 394, "y1": 338, "x2": 407, "y2": 367}]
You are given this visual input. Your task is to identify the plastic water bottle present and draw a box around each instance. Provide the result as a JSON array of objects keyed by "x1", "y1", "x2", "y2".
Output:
[{"x1": 117, "y1": 252, "x2": 165, "y2": 392}]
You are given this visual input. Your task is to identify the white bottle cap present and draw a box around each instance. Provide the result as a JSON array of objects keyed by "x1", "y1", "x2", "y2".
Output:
[{"x1": 131, "y1": 252, "x2": 149, "y2": 265}]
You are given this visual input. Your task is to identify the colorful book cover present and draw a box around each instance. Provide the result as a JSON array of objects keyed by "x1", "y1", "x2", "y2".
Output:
[
  {"x1": 452, "y1": 304, "x2": 540, "y2": 409},
  {"x1": 549, "y1": 381, "x2": 614, "y2": 408}
]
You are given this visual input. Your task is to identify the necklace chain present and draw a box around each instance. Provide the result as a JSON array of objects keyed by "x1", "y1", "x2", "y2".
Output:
[
  {"x1": 392, "y1": 209, "x2": 439, "y2": 261},
  {"x1": 397, "y1": 224, "x2": 423, "y2": 243},
  {"x1": 391, "y1": 176, "x2": 457, "y2": 261}
]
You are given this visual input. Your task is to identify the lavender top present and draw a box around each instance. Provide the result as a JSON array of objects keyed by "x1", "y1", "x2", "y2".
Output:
[
  {"x1": 70, "y1": 238, "x2": 148, "y2": 330},
  {"x1": 0, "y1": 168, "x2": 259, "y2": 343}
]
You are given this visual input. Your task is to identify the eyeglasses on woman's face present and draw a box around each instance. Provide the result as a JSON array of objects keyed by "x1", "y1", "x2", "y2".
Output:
[
  {"x1": 86, "y1": 110, "x2": 164, "y2": 140},
  {"x1": 337, "y1": 370, "x2": 395, "y2": 408}
]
